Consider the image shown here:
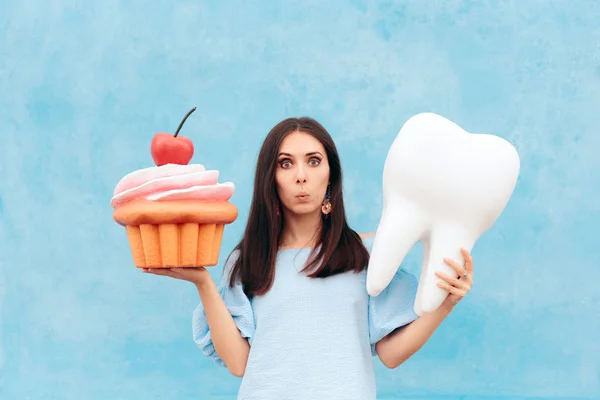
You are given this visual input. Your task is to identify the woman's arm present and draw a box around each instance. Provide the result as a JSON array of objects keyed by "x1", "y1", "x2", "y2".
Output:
[
  {"x1": 144, "y1": 267, "x2": 251, "y2": 377},
  {"x1": 195, "y1": 273, "x2": 251, "y2": 376},
  {"x1": 375, "y1": 248, "x2": 474, "y2": 368},
  {"x1": 375, "y1": 303, "x2": 453, "y2": 368}
]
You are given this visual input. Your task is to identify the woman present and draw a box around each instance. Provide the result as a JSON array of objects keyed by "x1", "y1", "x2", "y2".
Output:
[{"x1": 143, "y1": 117, "x2": 474, "y2": 399}]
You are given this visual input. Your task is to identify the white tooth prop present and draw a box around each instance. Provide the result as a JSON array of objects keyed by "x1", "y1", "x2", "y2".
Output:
[{"x1": 366, "y1": 113, "x2": 520, "y2": 315}]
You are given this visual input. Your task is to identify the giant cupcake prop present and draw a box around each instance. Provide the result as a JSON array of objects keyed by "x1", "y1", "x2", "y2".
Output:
[{"x1": 111, "y1": 107, "x2": 238, "y2": 268}]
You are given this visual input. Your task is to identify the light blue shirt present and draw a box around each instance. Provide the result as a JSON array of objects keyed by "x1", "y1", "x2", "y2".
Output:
[{"x1": 192, "y1": 235, "x2": 419, "y2": 400}]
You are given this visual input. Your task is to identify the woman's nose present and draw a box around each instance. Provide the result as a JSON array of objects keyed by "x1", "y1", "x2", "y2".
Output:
[{"x1": 296, "y1": 165, "x2": 307, "y2": 183}]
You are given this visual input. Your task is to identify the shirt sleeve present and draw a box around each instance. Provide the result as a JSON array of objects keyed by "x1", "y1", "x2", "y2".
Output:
[
  {"x1": 362, "y1": 235, "x2": 420, "y2": 355},
  {"x1": 368, "y1": 268, "x2": 420, "y2": 355},
  {"x1": 191, "y1": 250, "x2": 255, "y2": 367}
]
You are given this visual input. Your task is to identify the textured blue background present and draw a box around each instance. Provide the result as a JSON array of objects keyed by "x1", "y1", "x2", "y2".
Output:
[{"x1": 1, "y1": 1, "x2": 598, "y2": 399}]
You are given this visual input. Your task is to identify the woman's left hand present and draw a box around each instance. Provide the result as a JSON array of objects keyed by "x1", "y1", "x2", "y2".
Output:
[{"x1": 435, "y1": 248, "x2": 474, "y2": 308}]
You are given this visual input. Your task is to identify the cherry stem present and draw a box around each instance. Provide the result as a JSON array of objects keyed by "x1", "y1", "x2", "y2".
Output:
[{"x1": 174, "y1": 106, "x2": 197, "y2": 137}]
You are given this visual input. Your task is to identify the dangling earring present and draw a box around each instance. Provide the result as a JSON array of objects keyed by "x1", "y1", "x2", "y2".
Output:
[
  {"x1": 321, "y1": 184, "x2": 332, "y2": 218},
  {"x1": 275, "y1": 206, "x2": 280, "y2": 216}
]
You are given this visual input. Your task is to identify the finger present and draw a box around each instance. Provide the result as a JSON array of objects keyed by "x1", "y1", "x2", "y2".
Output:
[
  {"x1": 170, "y1": 267, "x2": 202, "y2": 278},
  {"x1": 461, "y1": 273, "x2": 473, "y2": 286},
  {"x1": 170, "y1": 267, "x2": 197, "y2": 274},
  {"x1": 435, "y1": 271, "x2": 470, "y2": 290},
  {"x1": 437, "y1": 281, "x2": 468, "y2": 297},
  {"x1": 144, "y1": 268, "x2": 177, "y2": 277},
  {"x1": 443, "y1": 257, "x2": 467, "y2": 276},
  {"x1": 461, "y1": 248, "x2": 474, "y2": 272}
]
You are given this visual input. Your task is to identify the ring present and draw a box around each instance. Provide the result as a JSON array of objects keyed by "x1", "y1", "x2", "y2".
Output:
[{"x1": 462, "y1": 273, "x2": 470, "y2": 280}]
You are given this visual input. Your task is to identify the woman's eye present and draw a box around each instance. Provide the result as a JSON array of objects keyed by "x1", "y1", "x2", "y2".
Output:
[
  {"x1": 280, "y1": 160, "x2": 292, "y2": 168},
  {"x1": 309, "y1": 158, "x2": 321, "y2": 166}
]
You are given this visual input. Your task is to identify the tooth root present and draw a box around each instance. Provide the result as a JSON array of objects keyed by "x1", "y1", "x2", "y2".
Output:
[
  {"x1": 367, "y1": 199, "x2": 425, "y2": 296},
  {"x1": 414, "y1": 223, "x2": 474, "y2": 315}
]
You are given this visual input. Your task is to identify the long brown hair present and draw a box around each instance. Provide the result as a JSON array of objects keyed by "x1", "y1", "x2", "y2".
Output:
[{"x1": 228, "y1": 117, "x2": 370, "y2": 296}]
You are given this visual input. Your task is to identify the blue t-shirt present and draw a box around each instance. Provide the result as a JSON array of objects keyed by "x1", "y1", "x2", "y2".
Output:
[{"x1": 192, "y1": 235, "x2": 419, "y2": 400}]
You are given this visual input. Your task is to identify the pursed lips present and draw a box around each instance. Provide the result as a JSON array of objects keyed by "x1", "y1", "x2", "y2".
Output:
[{"x1": 296, "y1": 192, "x2": 310, "y2": 200}]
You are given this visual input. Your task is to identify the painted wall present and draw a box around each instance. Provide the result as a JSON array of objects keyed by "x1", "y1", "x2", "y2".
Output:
[{"x1": 1, "y1": 1, "x2": 598, "y2": 399}]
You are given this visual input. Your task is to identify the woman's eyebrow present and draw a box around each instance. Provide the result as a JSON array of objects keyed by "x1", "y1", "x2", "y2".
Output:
[{"x1": 277, "y1": 151, "x2": 323, "y2": 157}]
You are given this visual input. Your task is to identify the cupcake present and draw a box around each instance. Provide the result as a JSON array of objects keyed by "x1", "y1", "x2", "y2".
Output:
[{"x1": 110, "y1": 107, "x2": 238, "y2": 268}]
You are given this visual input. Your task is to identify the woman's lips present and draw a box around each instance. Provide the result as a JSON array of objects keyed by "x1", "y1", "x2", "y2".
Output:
[{"x1": 296, "y1": 192, "x2": 310, "y2": 201}]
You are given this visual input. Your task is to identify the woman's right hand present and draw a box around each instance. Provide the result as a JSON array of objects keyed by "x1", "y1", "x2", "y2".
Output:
[{"x1": 142, "y1": 266, "x2": 212, "y2": 287}]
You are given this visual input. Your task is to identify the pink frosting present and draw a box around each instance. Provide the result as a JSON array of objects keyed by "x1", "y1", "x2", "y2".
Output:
[{"x1": 111, "y1": 163, "x2": 235, "y2": 208}]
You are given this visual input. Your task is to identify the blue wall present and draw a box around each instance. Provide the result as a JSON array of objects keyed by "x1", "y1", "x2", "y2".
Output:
[{"x1": 1, "y1": 1, "x2": 598, "y2": 399}]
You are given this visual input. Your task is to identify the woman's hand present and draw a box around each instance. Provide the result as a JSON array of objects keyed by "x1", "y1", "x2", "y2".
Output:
[
  {"x1": 142, "y1": 266, "x2": 212, "y2": 287},
  {"x1": 435, "y1": 248, "x2": 474, "y2": 309}
]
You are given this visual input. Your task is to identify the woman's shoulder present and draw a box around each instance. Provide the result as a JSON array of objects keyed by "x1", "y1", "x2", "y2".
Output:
[{"x1": 358, "y1": 232, "x2": 376, "y2": 251}]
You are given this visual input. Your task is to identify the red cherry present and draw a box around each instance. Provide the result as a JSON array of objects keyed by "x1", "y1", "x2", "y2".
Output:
[
  {"x1": 151, "y1": 133, "x2": 194, "y2": 166},
  {"x1": 150, "y1": 107, "x2": 196, "y2": 166}
]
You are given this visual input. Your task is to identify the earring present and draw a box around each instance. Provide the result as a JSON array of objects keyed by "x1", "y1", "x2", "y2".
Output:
[
  {"x1": 275, "y1": 206, "x2": 280, "y2": 216},
  {"x1": 321, "y1": 184, "x2": 332, "y2": 218}
]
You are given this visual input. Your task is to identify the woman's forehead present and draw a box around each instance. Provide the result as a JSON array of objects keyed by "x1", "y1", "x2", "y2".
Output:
[{"x1": 278, "y1": 131, "x2": 325, "y2": 155}]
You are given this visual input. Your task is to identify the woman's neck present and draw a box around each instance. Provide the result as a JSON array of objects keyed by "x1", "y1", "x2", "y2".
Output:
[{"x1": 279, "y1": 210, "x2": 322, "y2": 250}]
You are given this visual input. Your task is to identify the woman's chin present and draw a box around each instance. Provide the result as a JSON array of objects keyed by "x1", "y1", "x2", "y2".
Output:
[{"x1": 288, "y1": 204, "x2": 321, "y2": 217}]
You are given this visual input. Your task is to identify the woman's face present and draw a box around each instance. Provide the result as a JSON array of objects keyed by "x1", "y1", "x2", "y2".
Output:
[{"x1": 275, "y1": 131, "x2": 330, "y2": 217}]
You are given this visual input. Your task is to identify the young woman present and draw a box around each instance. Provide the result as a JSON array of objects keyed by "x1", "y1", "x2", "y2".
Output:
[{"x1": 143, "y1": 117, "x2": 475, "y2": 399}]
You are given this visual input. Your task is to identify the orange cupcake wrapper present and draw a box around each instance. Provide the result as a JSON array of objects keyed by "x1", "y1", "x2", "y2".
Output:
[{"x1": 126, "y1": 222, "x2": 226, "y2": 268}]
